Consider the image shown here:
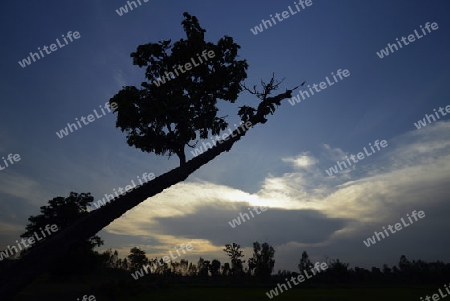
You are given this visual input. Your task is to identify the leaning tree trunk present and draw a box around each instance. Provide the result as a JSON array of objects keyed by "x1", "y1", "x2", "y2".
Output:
[{"x1": 0, "y1": 88, "x2": 296, "y2": 300}]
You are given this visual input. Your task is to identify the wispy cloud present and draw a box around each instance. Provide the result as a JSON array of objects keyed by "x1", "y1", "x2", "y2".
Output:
[
  {"x1": 282, "y1": 152, "x2": 317, "y2": 169},
  {"x1": 0, "y1": 221, "x2": 24, "y2": 236},
  {"x1": 99, "y1": 121, "x2": 450, "y2": 269},
  {"x1": 0, "y1": 172, "x2": 48, "y2": 206}
]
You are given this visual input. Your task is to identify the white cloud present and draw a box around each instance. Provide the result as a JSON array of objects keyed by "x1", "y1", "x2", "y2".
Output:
[
  {"x1": 0, "y1": 221, "x2": 24, "y2": 236},
  {"x1": 100, "y1": 121, "x2": 450, "y2": 270},
  {"x1": 321, "y1": 143, "x2": 347, "y2": 161},
  {"x1": 0, "y1": 172, "x2": 50, "y2": 206},
  {"x1": 282, "y1": 152, "x2": 317, "y2": 169}
]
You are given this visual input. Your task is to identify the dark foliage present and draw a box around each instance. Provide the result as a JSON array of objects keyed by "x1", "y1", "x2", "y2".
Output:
[
  {"x1": 20, "y1": 192, "x2": 103, "y2": 279},
  {"x1": 109, "y1": 12, "x2": 248, "y2": 166}
]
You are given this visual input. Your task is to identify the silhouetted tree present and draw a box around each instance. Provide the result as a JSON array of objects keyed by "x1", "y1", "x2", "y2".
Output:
[
  {"x1": 354, "y1": 266, "x2": 374, "y2": 284},
  {"x1": 119, "y1": 257, "x2": 129, "y2": 270},
  {"x1": 210, "y1": 259, "x2": 221, "y2": 278},
  {"x1": 109, "y1": 12, "x2": 248, "y2": 166},
  {"x1": 20, "y1": 192, "x2": 103, "y2": 278},
  {"x1": 197, "y1": 257, "x2": 210, "y2": 278},
  {"x1": 150, "y1": 258, "x2": 170, "y2": 275},
  {"x1": 277, "y1": 269, "x2": 293, "y2": 281},
  {"x1": 171, "y1": 259, "x2": 189, "y2": 276},
  {"x1": 399, "y1": 255, "x2": 411, "y2": 272},
  {"x1": 371, "y1": 266, "x2": 383, "y2": 282},
  {"x1": 179, "y1": 259, "x2": 189, "y2": 276},
  {"x1": 392, "y1": 265, "x2": 400, "y2": 276},
  {"x1": 161, "y1": 259, "x2": 171, "y2": 275},
  {"x1": 0, "y1": 12, "x2": 301, "y2": 298},
  {"x1": 327, "y1": 258, "x2": 350, "y2": 283},
  {"x1": 101, "y1": 248, "x2": 120, "y2": 269},
  {"x1": 382, "y1": 263, "x2": 391, "y2": 274},
  {"x1": 188, "y1": 262, "x2": 198, "y2": 276},
  {"x1": 221, "y1": 262, "x2": 231, "y2": 276},
  {"x1": 298, "y1": 251, "x2": 313, "y2": 274},
  {"x1": 248, "y1": 241, "x2": 275, "y2": 282},
  {"x1": 127, "y1": 247, "x2": 148, "y2": 272},
  {"x1": 223, "y1": 243, "x2": 245, "y2": 277}
]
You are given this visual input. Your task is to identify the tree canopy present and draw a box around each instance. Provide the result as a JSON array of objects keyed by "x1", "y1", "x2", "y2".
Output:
[
  {"x1": 0, "y1": 13, "x2": 300, "y2": 299},
  {"x1": 298, "y1": 250, "x2": 313, "y2": 274},
  {"x1": 128, "y1": 247, "x2": 149, "y2": 272},
  {"x1": 248, "y1": 241, "x2": 275, "y2": 282},
  {"x1": 109, "y1": 12, "x2": 248, "y2": 166},
  {"x1": 20, "y1": 192, "x2": 103, "y2": 277},
  {"x1": 223, "y1": 243, "x2": 245, "y2": 276}
]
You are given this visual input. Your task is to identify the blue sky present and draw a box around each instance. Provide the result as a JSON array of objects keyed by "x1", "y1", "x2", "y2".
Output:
[{"x1": 1, "y1": 0, "x2": 450, "y2": 272}]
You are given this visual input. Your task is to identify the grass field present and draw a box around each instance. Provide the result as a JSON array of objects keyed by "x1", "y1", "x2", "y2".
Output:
[
  {"x1": 119, "y1": 286, "x2": 430, "y2": 301},
  {"x1": 14, "y1": 274, "x2": 433, "y2": 301}
]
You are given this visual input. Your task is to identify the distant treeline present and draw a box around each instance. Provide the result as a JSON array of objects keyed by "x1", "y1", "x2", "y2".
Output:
[
  {"x1": 2, "y1": 240, "x2": 449, "y2": 300},
  {"x1": 1, "y1": 240, "x2": 448, "y2": 287}
]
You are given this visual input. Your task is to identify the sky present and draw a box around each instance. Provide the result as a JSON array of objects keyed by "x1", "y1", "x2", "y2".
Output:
[{"x1": 1, "y1": 0, "x2": 450, "y2": 273}]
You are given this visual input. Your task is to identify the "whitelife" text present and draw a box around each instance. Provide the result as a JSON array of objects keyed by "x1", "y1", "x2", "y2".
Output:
[
  {"x1": 288, "y1": 69, "x2": 350, "y2": 106},
  {"x1": 0, "y1": 224, "x2": 59, "y2": 261},
  {"x1": 363, "y1": 210, "x2": 425, "y2": 247},
  {"x1": 18, "y1": 31, "x2": 81, "y2": 68}
]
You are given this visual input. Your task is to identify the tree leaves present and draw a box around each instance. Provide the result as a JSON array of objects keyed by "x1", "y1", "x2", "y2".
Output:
[{"x1": 110, "y1": 13, "x2": 248, "y2": 166}]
